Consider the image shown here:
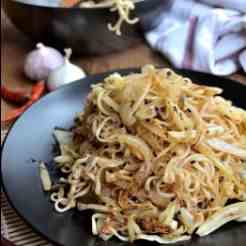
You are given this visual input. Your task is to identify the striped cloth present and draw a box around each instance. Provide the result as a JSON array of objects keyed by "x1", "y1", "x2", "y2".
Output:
[
  {"x1": 1, "y1": 130, "x2": 51, "y2": 246},
  {"x1": 145, "y1": 0, "x2": 246, "y2": 76}
]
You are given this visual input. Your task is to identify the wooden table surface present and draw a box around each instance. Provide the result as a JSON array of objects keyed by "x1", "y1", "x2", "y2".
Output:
[{"x1": 1, "y1": 9, "x2": 245, "y2": 122}]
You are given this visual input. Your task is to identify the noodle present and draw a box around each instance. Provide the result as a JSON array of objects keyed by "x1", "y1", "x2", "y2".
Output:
[
  {"x1": 61, "y1": 0, "x2": 139, "y2": 35},
  {"x1": 47, "y1": 65, "x2": 246, "y2": 243},
  {"x1": 108, "y1": 0, "x2": 139, "y2": 35}
]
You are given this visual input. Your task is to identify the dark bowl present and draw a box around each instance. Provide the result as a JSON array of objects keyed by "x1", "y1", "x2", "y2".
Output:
[{"x1": 3, "y1": 0, "x2": 170, "y2": 55}]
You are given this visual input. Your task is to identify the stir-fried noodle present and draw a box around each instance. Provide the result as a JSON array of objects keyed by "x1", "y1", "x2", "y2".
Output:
[{"x1": 42, "y1": 66, "x2": 246, "y2": 243}]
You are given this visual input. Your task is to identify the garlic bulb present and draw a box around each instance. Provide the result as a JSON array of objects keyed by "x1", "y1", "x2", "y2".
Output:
[
  {"x1": 47, "y1": 49, "x2": 86, "y2": 91},
  {"x1": 24, "y1": 43, "x2": 64, "y2": 81}
]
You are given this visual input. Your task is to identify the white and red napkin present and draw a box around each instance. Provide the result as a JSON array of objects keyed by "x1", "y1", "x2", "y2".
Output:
[{"x1": 145, "y1": 0, "x2": 246, "y2": 75}]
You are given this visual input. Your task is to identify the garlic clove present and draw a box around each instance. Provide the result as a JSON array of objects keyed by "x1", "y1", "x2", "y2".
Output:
[
  {"x1": 47, "y1": 48, "x2": 86, "y2": 91},
  {"x1": 24, "y1": 43, "x2": 64, "y2": 81}
]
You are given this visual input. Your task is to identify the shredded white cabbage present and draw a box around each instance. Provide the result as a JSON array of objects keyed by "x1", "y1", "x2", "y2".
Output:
[
  {"x1": 39, "y1": 162, "x2": 52, "y2": 191},
  {"x1": 136, "y1": 234, "x2": 191, "y2": 244},
  {"x1": 196, "y1": 202, "x2": 246, "y2": 236},
  {"x1": 207, "y1": 138, "x2": 246, "y2": 160}
]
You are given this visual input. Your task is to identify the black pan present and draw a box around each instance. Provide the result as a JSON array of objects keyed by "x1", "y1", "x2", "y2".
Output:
[
  {"x1": 3, "y1": 0, "x2": 171, "y2": 55},
  {"x1": 1, "y1": 68, "x2": 246, "y2": 246}
]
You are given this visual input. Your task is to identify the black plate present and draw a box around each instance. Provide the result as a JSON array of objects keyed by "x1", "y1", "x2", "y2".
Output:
[{"x1": 1, "y1": 68, "x2": 246, "y2": 246}]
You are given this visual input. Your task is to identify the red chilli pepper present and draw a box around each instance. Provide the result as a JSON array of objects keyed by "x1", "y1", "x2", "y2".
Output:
[
  {"x1": 1, "y1": 84, "x2": 30, "y2": 105},
  {"x1": 30, "y1": 81, "x2": 46, "y2": 101},
  {"x1": 2, "y1": 81, "x2": 46, "y2": 124}
]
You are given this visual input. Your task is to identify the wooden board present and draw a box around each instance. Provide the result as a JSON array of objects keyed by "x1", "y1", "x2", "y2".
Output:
[{"x1": 1, "y1": 9, "x2": 245, "y2": 123}]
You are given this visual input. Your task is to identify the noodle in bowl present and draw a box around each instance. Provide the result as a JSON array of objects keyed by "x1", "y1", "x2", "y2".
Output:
[
  {"x1": 4, "y1": 0, "x2": 167, "y2": 54},
  {"x1": 41, "y1": 65, "x2": 246, "y2": 243},
  {"x1": 61, "y1": 0, "x2": 162, "y2": 35}
]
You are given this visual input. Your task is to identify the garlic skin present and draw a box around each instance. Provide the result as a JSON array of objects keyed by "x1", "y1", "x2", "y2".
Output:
[
  {"x1": 239, "y1": 50, "x2": 246, "y2": 72},
  {"x1": 47, "y1": 48, "x2": 86, "y2": 91},
  {"x1": 24, "y1": 43, "x2": 64, "y2": 81}
]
